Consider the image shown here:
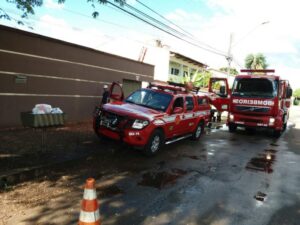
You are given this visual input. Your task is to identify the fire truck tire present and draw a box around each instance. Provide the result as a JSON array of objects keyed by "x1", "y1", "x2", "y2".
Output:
[
  {"x1": 143, "y1": 129, "x2": 164, "y2": 156},
  {"x1": 283, "y1": 123, "x2": 287, "y2": 131},
  {"x1": 228, "y1": 123, "x2": 237, "y2": 132},
  {"x1": 191, "y1": 121, "x2": 204, "y2": 140},
  {"x1": 283, "y1": 115, "x2": 287, "y2": 131}
]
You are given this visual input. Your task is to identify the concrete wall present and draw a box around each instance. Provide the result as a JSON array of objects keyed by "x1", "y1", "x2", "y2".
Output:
[{"x1": 0, "y1": 25, "x2": 154, "y2": 127}]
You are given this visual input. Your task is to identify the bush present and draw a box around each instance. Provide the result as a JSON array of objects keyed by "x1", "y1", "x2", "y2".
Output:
[{"x1": 294, "y1": 98, "x2": 299, "y2": 106}]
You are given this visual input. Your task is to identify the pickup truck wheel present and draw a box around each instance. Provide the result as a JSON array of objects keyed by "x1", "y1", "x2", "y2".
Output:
[
  {"x1": 228, "y1": 123, "x2": 237, "y2": 133},
  {"x1": 273, "y1": 129, "x2": 282, "y2": 138},
  {"x1": 143, "y1": 130, "x2": 164, "y2": 156},
  {"x1": 94, "y1": 116, "x2": 104, "y2": 139},
  {"x1": 191, "y1": 121, "x2": 204, "y2": 140}
]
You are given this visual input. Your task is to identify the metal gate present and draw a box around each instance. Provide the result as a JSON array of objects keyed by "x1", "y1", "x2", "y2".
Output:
[{"x1": 122, "y1": 79, "x2": 141, "y2": 98}]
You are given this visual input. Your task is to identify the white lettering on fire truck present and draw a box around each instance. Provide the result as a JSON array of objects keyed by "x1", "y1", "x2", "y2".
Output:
[{"x1": 232, "y1": 99, "x2": 274, "y2": 106}]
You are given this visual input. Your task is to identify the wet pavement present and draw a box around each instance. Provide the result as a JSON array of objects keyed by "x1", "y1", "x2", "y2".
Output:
[{"x1": 1, "y1": 107, "x2": 300, "y2": 225}]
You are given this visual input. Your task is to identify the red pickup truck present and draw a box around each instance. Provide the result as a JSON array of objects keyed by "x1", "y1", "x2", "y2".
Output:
[{"x1": 93, "y1": 82, "x2": 211, "y2": 155}]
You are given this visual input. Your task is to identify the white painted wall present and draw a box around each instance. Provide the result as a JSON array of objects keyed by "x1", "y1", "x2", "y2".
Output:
[
  {"x1": 143, "y1": 46, "x2": 170, "y2": 82},
  {"x1": 98, "y1": 38, "x2": 170, "y2": 82}
]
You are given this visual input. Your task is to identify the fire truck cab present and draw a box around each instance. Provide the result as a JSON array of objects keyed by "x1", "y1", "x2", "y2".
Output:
[
  {"x1": 94, "y1": 82, "x2": 211, "y2": 155},
  {"x1": 209, "y1": 69, "x2": 293, "y2": 137}
]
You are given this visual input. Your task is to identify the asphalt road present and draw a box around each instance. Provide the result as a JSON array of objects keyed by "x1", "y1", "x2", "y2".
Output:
[{"x1": 3, "y1": 106, "x2": 300, "y2": 225}]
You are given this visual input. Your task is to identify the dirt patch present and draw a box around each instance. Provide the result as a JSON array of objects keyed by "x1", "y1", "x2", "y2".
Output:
[
  {"x1": 0, "y1": 121, "x2": 100, "y2": 173},
  {"x1": 0, "y1": 176, "x2": 77, "y2": 225}
]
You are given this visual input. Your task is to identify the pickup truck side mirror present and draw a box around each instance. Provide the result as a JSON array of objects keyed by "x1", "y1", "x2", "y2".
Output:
[
  {"x1": 173, "y1": 107, "x2": 183, "y2": 114},
  {"x1": 286, "y1": 87, "x2": 293, "y2": 98}
]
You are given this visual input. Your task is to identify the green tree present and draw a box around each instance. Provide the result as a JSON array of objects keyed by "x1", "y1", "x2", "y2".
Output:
[
  {"x1": 293, "y1": 88, "x2": 300, "y2": 98},
  {"x1": 1, "y1": 0, "x2": 125, "y2": 23},
  {"x1": 219, "y1": 67, "x2": 238, "y2": 75},
  {"x1": 180, "y1": 70, "x2": 212, "y2": 88},
  {"x1": 245, "y1": 53, "x2": 268, "y2": 69}
]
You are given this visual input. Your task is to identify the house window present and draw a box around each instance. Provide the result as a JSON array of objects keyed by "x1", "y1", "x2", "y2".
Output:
[{"x1": 171, "y1": 68, "x2": 180, "y2": 76}]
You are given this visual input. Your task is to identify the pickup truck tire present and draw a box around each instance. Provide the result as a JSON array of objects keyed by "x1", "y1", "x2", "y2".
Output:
[
  {"x1": 191, "y1": 121, "x2": 204, "y2": 140},
  {"x1": 273, "y1": 129, "x2": 282, "y2": 138},
  {"x1": 143, "y1": 129, "x2": 164, "y2": 156},
  {"x1": 228, "y1": 123, "x2": 237, "y2": 133},
  {"x1": 94, "y1": 116, "x2": 102, "y2": 138}
]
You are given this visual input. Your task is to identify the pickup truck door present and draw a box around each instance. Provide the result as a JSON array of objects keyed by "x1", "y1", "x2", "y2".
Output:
[
  {"x1": 208, "y1": 77, "x2": 230, "y2": 112},
  {"x1": 183, "y1": 96, "x2": 197, "y2": 133},
  {"x1": 165, "y1": 97, "x2": 186, "y2": 138},
  {"x1": 109, "y1": 82, "x2": 124, "y2": 102}
]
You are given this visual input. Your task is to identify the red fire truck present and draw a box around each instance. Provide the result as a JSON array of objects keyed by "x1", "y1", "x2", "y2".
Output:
[
  {"x1": 93, "y1": 82, "x2": 211, "y2": 155},
  {"x1": 209, "y1": 69, "x2": 293, "y2": 137}
]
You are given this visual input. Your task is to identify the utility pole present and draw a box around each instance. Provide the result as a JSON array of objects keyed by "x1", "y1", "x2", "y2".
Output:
[
  {"x1": 226, "y1": 33, "x2": 234, "y2": 79},
  {"x1": 225, "y1": 21, "x2": 269, "y2": 78}
]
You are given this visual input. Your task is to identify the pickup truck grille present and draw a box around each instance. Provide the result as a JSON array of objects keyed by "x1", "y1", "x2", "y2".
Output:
[
  {"x1": 235, "y1": 106, "x2": 270, "y2": 113},
  {"x1": 100, "y1": 111, "x2": 132, "y2": 130}
]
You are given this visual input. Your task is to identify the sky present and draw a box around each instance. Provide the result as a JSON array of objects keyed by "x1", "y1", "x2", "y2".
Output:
[{"x1": 1, "y1": 0, "x2": 300, "y2": 89}]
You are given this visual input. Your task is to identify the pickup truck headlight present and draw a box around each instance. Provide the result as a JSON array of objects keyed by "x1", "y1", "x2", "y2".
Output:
[
  {"x1": 269, "y1": 118, "x2": 275, "y2": 126},
  {"x1": 132, "y1": 119, "x2": 149, "y2": 129}
]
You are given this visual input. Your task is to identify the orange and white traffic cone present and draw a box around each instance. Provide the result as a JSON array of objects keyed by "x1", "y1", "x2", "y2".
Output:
[{"x1": 79, "y1": 178, "x2": 101, "y2": 225}]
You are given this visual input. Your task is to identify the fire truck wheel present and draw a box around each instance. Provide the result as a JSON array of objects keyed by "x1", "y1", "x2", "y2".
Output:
[
  {"x1": 191, "y1": 121, "x2": 204, "y2": 140},
  {"x1": 228, "y1": 123, "x2": 237, "y2": 132},
  {"x1": 143, "y1": 129, "x2": 164, "y2": 156},
  {"x1": 283, "y1": 115, "x2": 287, "y2": 131}
]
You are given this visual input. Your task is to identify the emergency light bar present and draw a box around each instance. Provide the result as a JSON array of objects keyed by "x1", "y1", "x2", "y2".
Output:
[
  {"x1": 168, "y1": 81, "x2": 200, "y2": 94},
  {"x1": 240, "y1": 69, "x2": 275, "y2": 73},
  {"x1": 148, "y1": 82, "x2": 185, "y2": 93}
]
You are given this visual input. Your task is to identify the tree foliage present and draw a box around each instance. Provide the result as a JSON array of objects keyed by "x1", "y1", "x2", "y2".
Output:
[
  {"x1": 245, "y1": 53, "x2": 268, "y2": 69},
  {"x1": 1, "y1": 0, "x2": 126, "y2": 24},
  {"x1": 293, "y1": 88, "x2": 300, "y2": 98},
  {"x1": 219, "y1": 67, "x2": 238, "y2": 75},
  {"x1": 181, "y1": 70, "x2": 212, "y2": 88}
]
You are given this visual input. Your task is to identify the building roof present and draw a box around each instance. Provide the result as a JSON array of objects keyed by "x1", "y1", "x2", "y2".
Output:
[{"x1": 170, "y1": 51, "x2": 208, "y2": 68}]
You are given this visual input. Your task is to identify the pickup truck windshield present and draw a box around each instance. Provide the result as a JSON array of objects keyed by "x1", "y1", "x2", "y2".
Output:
[
  {"x1": 125, "y1": 89, "x2": 172, "y2": 112},
  {"x1": 232, "y1": 78, "x2": 278, "y2": 98}
]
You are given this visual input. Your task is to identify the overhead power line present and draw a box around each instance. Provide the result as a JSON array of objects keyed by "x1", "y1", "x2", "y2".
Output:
[
  {"x1": 124, "y1": 2, "x2": 190, "y2": 40},
  {"x1": 125, "y1": 1, "x2": 226, "y2": 55},
  {"x1": 106, "y1": 1, "x2": 227, "y2": 57},
  {"x1": 135, "y1": 0, "x2": 194, "y2": 38}
]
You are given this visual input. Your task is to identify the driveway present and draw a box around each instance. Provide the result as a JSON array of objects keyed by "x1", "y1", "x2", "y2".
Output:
[{"x1": 1, "y1": 107, "x2": 300, "y2": 225}]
